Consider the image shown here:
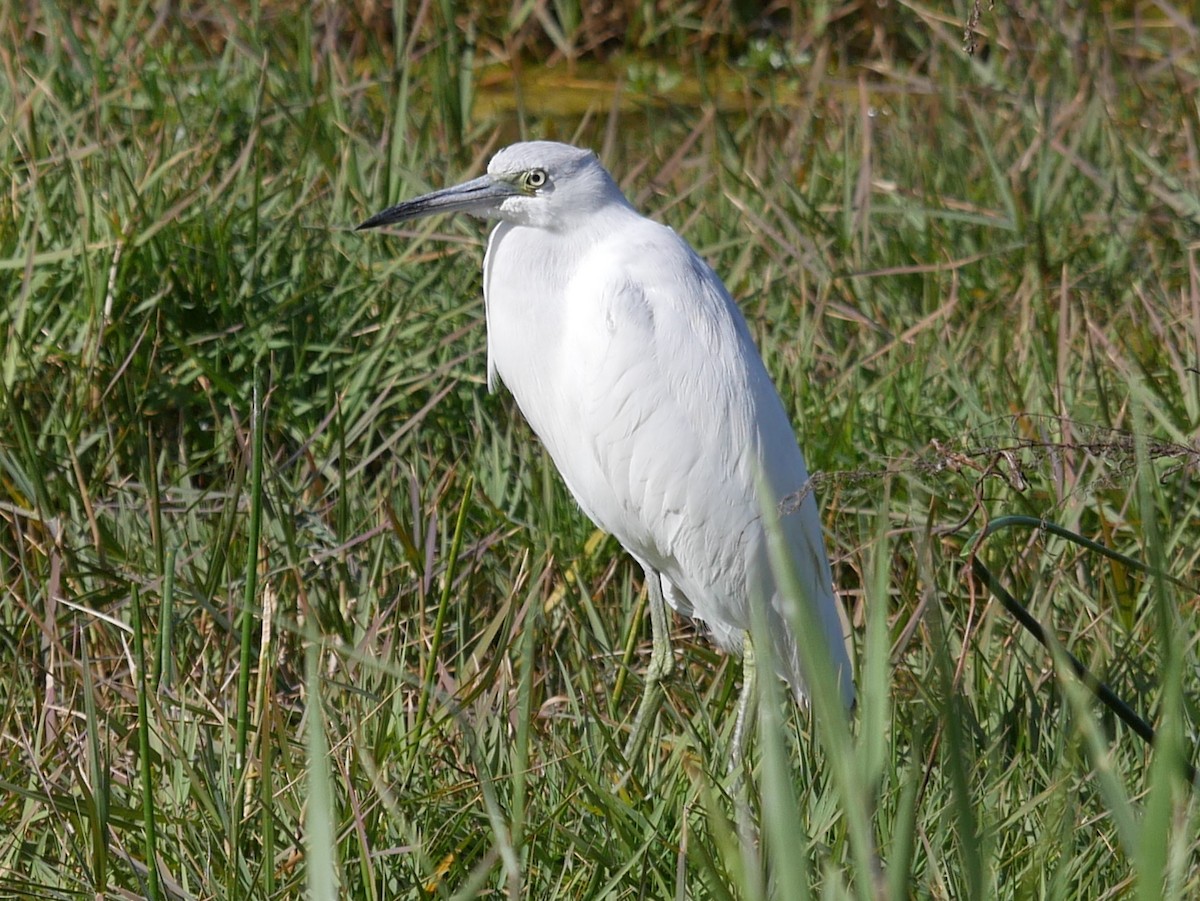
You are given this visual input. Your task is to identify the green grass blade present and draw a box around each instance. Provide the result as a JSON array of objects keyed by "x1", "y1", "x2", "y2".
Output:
[
  {"x1": 305, "y1": 627, "x2": 340, "y2": 900},
  {"x1": 129, "y1": 584, "x2": 161, "y2": 900}
]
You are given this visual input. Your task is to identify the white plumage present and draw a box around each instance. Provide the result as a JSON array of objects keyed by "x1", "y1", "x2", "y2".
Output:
[{"x1": 360, "y1": 141, "x2": 855, "y2": 750}]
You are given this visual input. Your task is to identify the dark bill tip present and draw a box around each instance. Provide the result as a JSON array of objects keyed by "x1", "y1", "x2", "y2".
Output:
[{"x1": 355, "y1": 206, "x2": 409, "y2": 231}]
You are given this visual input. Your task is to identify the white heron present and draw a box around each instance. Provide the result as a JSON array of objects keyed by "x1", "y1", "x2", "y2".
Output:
[{"x1": 359, "y1": 141, "x2": 855, "y2": 758}]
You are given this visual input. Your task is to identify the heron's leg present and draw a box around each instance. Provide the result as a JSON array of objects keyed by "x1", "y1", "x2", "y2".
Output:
[
  {"x1": 624, "y1": 568, "x2": 672, "y2": 759},
  {"x1": 729, "y1": 632, "x2": 757, "y2": 771}
]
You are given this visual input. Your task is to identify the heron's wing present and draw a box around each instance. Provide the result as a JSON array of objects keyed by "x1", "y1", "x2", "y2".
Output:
[
  {"x1": 553, "y1": 221, "x2": 852, "y2": 703},
  {"x1": 557, "y1": 227, "x2": 757, "y2": 562}
]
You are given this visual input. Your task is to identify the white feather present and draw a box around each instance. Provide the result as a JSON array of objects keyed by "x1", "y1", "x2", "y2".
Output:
[{"x1": 478, "y1": 143, "x2": 854, "y2": 708}]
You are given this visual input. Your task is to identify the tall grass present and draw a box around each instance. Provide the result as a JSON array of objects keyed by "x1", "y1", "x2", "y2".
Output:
[{"x1": 1, "y1": 0, "x2": 1198, "y2": 897}]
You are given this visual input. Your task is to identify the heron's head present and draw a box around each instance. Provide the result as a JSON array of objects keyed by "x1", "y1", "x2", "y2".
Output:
[{"x1": 357, "y1": 141, "x2": 631, "y2": 233}]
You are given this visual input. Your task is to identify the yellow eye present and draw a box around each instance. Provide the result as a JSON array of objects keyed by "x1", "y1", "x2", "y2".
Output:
[{"x1": 525, "y1": 168, "x2": 548, "y2": 189}]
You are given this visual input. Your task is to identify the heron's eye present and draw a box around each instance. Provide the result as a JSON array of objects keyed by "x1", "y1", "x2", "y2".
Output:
[{"x1": 525, "y1": 169, "x2": 548, "y2": 190}]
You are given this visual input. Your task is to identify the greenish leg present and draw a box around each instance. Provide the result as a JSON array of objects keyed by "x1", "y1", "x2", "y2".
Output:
[
  {"x1": 729, "y1": 632, "x2": 757, "y2": 771},
  {"x1": 624, "y1": 568, "x2": 673, "y2": 759}
]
